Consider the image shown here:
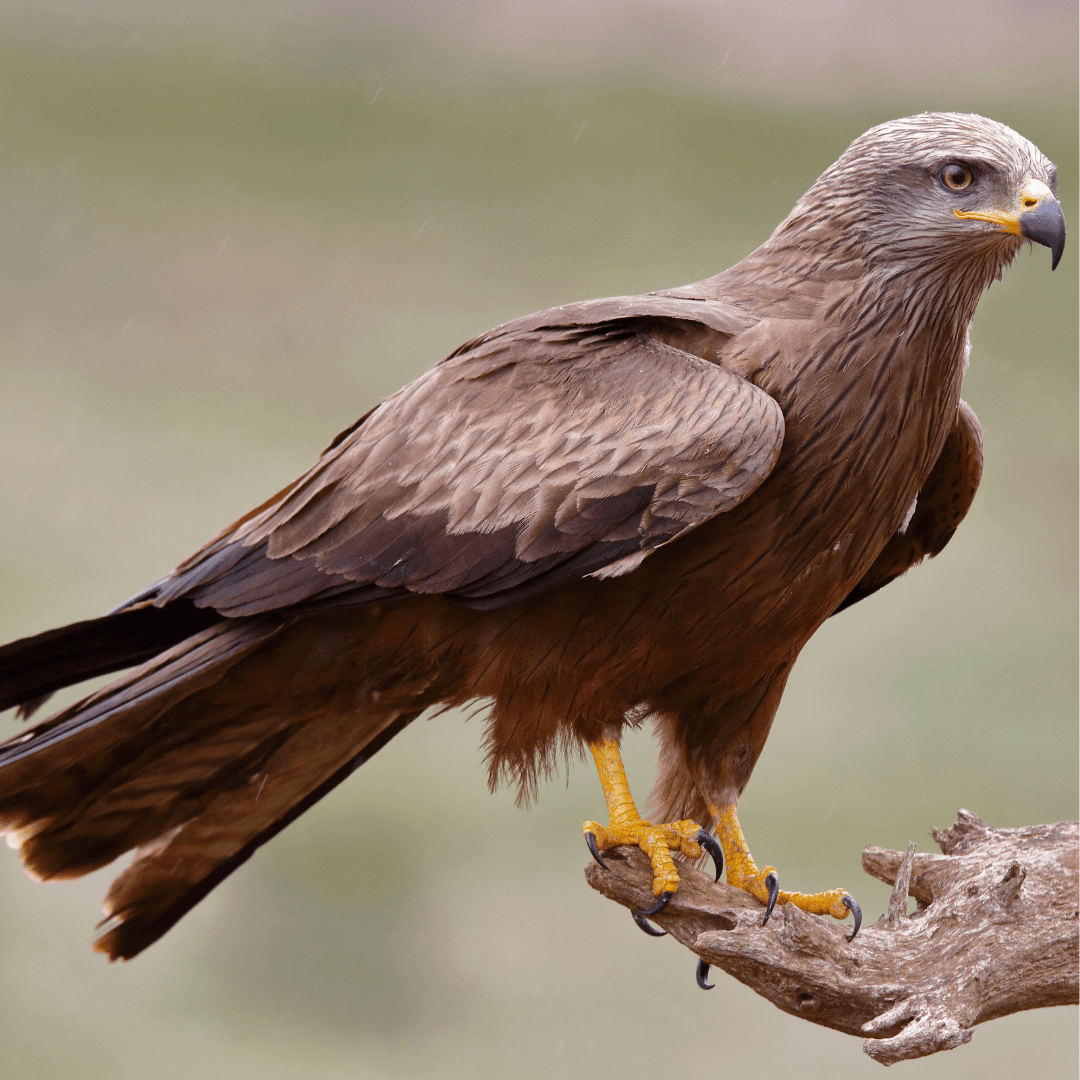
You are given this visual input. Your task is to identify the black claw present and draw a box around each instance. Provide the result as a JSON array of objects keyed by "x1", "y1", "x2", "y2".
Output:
[
  {"x1": 636, "y1": 891, "x2": 673, "y2": 918},
  {"x1": 585, "y1": 831, "x2": 608, "y2": 870},
  {"x1": 631, "y1": 890, "x2": 673, "y2": 936},
  {"x1": 762, "y1": 871, "x2": 779, "y2": 926},
  {"x1": 695, "y1": 957, "x2": 714, "y2": 990},
  {"x1": 632, "y1": 912, "x2": 668, "y2": 937},
  {"x1": 695, "y1": 828, "x2": 724, "y2": 882},
  {"x1": 843, "y1": 894, "x2": 862, "y2": 941}
]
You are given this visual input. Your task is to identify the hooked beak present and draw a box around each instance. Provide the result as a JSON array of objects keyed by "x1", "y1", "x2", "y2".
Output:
[{"x1": 955, "y1": 178, "x2": 1066, "y2": 270}]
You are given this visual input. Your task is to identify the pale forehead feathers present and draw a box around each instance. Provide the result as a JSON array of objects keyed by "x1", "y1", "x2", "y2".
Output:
[{"x1": 837, "y1": 112, "x2": 1053, "y2": 184}]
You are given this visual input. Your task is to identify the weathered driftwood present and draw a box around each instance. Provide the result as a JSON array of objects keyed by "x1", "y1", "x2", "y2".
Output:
[{"x1": 585, "y1": 810, "x2": 1078, "y2": 1064}]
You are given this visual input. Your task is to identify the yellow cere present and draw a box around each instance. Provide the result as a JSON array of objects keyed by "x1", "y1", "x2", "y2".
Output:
[{"x1": 954, "y1": 177, "x2": 1054, "y2": 235}]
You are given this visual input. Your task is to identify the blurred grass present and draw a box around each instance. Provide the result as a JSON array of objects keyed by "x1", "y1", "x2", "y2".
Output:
[{"x1": 0, "y1": 23, "x2": 1075, "y2": 1080}]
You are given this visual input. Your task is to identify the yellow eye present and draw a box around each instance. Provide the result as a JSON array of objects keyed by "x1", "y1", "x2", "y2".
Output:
[{"x1": 940, "y1": 164, "x2": 973, "y2": 191}]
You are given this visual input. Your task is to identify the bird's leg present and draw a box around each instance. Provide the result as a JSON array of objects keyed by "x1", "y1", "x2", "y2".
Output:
[
  {"x1": 708, "y1": 802, "x2": 861, "y2": 939},
  {"x1": 583, "y1": 740, "x2": 722, "y2": 925}
]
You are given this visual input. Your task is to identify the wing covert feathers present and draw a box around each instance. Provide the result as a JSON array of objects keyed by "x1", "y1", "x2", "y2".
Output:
[{"x1": 143, "y1": 328, "x2": 783, "y2": 616}]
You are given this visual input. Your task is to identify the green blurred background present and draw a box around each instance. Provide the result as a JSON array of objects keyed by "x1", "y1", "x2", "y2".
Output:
[{"x1": 0, "y1": 2, "x2": 1076, "y2": 1077}]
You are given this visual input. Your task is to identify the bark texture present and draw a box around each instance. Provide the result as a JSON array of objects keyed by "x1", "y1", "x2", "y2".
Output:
[{"x1": 584, "y1": 810, "x2": 1078, "y2": 1064}]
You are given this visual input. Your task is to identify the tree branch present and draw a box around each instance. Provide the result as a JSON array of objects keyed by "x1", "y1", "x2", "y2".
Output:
[{"x1": 584, "y1": 810, "x2": 1078, "y2": 1064}]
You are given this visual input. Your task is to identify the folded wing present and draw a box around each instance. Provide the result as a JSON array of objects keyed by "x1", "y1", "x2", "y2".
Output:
[{"x1": 138, "y1": 322, "x2": 785, "y2": 617}]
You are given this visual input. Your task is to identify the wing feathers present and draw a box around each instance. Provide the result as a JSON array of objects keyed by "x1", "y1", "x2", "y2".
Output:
[
  {"x1": 124, "y1": 319, "x2": 781, "y2": 620},
  {"x1": 0, "y1": 602, "x2": 223, "y2": 714}
]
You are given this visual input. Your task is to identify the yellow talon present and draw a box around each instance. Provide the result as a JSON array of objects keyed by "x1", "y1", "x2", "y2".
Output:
[
  {"x1": 584, "y1": 740, "x2": 705, "y2": 897},
  {"x1": 709, "y1": 802, "x2": 861, "y2": 934}
]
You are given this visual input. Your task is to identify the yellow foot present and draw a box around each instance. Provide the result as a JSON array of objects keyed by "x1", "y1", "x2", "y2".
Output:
[
  {"x1": 583, "y1": 816, "x2": 719, "y2": 894},
  {"x1": 583, "y1": 816, "x2": 723, "y2": 933},
  {"x1": 584, "y1": 739, "x2": 723, "y2": 934},
  {"x1": 709, "y1": 802, "x2": 862, "y2": 941}
]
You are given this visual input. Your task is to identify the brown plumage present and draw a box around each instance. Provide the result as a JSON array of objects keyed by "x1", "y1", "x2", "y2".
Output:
[{"x1": 0, "y1": 112, "x2": 1064, "y2": 960}]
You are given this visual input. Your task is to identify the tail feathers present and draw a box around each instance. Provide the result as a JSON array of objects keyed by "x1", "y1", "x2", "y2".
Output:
[
  {"x1": 0, "y1": 619, "x2": 283, "y2": 840},
  {"x1": 0, "y1": 602, "x2": 224, "y2": 716},
  {"x1": 0, "y1": 607, "x2": 424, "y2": 959},
  {"x1": 93, "y1": 707, "x2": 418, "y2": 960}
]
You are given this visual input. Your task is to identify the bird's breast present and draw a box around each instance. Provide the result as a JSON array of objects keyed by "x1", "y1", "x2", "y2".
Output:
[{"x1": 655, "y1": 313, "x2": 968, "y2": 658}]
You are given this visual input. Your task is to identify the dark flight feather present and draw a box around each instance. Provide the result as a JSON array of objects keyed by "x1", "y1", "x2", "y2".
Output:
[{"x1": 0, "y1": 602, "x2": 223, "y2": 715}]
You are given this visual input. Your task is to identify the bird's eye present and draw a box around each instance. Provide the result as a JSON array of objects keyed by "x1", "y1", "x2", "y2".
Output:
[{"x1": 940, "y1": 164, "x2": 973, "y2": 191}]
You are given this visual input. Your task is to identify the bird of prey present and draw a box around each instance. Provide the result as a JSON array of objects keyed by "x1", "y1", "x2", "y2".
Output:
[{"x1": 0, "y1": 113, "x2": 1065, "y2": 981}]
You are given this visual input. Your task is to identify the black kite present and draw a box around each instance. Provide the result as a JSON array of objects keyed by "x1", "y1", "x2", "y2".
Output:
[{"x1": 0, "y1": 113, "x2": 1065, "y2": 980}]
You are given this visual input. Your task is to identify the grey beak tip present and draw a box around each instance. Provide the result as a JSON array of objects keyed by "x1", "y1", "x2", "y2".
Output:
[{"x1": 1019, "y1": 194, "x2": 1067, "y2": 270}]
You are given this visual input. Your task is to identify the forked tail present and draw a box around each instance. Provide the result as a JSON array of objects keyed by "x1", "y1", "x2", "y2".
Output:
[{"x1": 0, "y1": 615, "x2": 418, "y2": 959}]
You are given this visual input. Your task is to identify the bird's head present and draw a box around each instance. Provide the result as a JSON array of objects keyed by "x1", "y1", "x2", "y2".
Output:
[{"x1": 777, "y1": 112, "x2": 1065, "y2": 288}]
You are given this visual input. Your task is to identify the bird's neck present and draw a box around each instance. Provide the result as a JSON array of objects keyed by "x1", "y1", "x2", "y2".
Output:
[{"x1": 702, "y1": 225, "x2": 1012, "y2": 365}]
